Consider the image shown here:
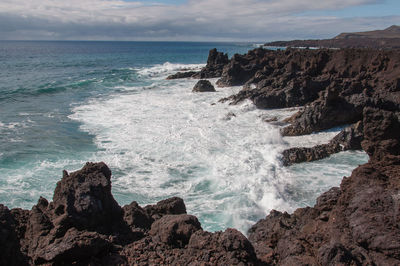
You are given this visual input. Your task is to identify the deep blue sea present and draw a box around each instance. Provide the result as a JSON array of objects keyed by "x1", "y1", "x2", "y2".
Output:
[{"x1": 0, "y1": 41, "x2": 368, "y2": 232}]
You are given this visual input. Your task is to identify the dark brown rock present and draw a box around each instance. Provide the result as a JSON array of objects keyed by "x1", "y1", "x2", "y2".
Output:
[
  {"x1": 248, "y1": 106, "x2": 400, "y2": 265},
  {"x1": 144, "y1": 196, "x2": 186, "y2": 220},
  {"x1": 149, "y1": 214, "x2": 201, "y2": 247},
  {"x1": 166, "y1": 71, "x2": 198, "y2": 80},
  {"x1": 0, "y1": 205, "x2": 29, "y2": 265},
  {"x1": 198, "y1": 48, "x2": 229, "y2": 78},
  {"x1": 217, "y1": 48, "x2": 400, "y2": 140},
  {"x1": 50, "y1": 162, "x2": 123, "y2": 234},
  {"x1": 33, "y1": 228, "x2": 111, "y2": 264},
  {"x1": 281, "y1": 122, "x2": 364, "y2": 165},
  {"x1": 123, "y1": 201, "x2": 153, "y2": 230},
  {"x1": 0, "y1": 162, "x2": 263, "y2": 265},
  {"x1": 192, "y1": 79, "x2": 216, "y2": 92},
  {"x1": 167, "y1": 48, "x2": 229, "y2": 80},
  {"x1": 361, "y1": 107, "x2": 400, "y2": 161}
]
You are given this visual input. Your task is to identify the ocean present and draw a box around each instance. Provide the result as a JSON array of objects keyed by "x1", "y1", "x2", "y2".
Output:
[{"x1": 0, "y1": 41, "x2": 368, "y2": 233}]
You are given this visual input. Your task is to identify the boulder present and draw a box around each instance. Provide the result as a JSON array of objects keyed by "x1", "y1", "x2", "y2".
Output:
[
  {"x1": 144, "y1": 196, "x2": 186, "y2": 220},
  {"x1": 192, "y1": 80, "x2": 216, "y2": 92},
  {"x1": 149, "y1": 214, "x2": 201, "y2": 247}
]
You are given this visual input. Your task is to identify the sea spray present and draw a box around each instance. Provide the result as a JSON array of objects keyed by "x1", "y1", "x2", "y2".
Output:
[
  {"x1": 0, "y1": 41, "x2": 368, "y2": 233},
  {"x1": 70, "y1": 63, "x2": 368, "y2": 232}
]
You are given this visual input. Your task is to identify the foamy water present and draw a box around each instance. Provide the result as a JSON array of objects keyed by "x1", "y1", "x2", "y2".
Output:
[
  {"x1": 0, "y1": 40, "x2": 369, "y2": 233},
  {"x1": 69, "y1": 63, "x2": 369, "y2": 232}
]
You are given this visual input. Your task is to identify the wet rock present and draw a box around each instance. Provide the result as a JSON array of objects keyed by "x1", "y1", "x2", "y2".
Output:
[
  {"x1": 192, "y1": 80, "x2": 216, "y2": 92},
  {"x1": 281, "y1": 143, "x2": 341, "y2": 166}
]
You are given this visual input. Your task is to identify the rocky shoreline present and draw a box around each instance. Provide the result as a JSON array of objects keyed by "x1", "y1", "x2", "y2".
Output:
[{"x1": 1, "y1": 47, "x2": 400, "y2": 265}]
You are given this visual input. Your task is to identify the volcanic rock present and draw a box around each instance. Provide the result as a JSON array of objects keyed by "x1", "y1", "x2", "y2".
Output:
[
  {"x1": 0, "y1": 162, "x2": 261, "y2": 265},
  {"x1": 167, "y1": 48, "x2": 229, "y2": 80},
  {"x1": 166, "y1": 71, "x2": 198, "y2": 80},
  {"x1": 248, "y1": 106, "x2": 400, "y2": 265},
  {"x1": 192, "y1": 79, "x2": 216, "y2": 92},
  {"x1": 198, "y1": 48, "x2": 229, "y2": 78},
  {"x1": 149, "y1": 214, "x2": 201, "y2": 247},
  {"x1": 144, "y1": 196, "x2": 187, "y2": 220},
  {"x1": 281, "y1": 121, "x2": 364, "y2": 166}
]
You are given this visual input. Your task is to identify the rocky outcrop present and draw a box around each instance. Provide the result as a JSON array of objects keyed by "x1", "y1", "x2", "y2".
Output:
[
  {"x1": 217, "y1": 48, "x2": 400, "y2": 142},
  {"x1": 198, "y1": 48, "x2": 229, "y2": 78},
  {"x1": 281, "y1": 122, "x2": 363, "y2": 166},
  {"x1": 249, "y1": 108, "x2": 400, "y2": 265},
  {"x1": 0, "y1": 162, "x2": 260, "y2": 265},
  {"x1": 167, "y1": 48, "x2": 229, "y2": 80},
  {"x1": 192, "y1": 80, "x2": 216, "y2": 92}
]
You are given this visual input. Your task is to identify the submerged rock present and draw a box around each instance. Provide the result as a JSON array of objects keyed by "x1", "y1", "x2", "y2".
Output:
[{"x1": 192, "y1": 80, "x2": 216, "y2": 92}]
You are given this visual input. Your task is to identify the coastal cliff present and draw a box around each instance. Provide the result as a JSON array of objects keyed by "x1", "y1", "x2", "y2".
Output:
[{"x1": 1, "y1": 47, "x2": 400, "y2": 265}]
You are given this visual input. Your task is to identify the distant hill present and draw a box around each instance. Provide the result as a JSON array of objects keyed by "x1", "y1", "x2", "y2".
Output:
[
  {"x1": 335, "y1": 25, "x2": 400, "y2": 39},
  {"x1": 265, "y1": 25, "x2": 400, "y2": 49}
]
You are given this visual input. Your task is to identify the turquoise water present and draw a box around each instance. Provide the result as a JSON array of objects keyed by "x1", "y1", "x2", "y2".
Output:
[{"x1": 0, "y1": 41, "x2": 368, "y2": 232}]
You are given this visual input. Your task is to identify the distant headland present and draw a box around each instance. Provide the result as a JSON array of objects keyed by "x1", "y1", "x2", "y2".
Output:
[{"x1": 265, "y1": 25, "x2": 400, "y2": 49}]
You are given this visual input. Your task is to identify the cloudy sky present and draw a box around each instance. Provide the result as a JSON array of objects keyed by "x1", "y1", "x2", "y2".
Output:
[{"x1": 0, "y1": 0, "x2": 399, "y2": 41}]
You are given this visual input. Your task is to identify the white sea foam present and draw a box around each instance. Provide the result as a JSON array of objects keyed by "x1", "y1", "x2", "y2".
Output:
[
  {"x1": 136, "y1": 62, "x2": 204, "y2": 79},
  {"x1": 283, "y1": 126, "x2": 345, "y2": 148},
  {"x1": 69, "y1": 63, "x2": 368, "y2": 233},
  {"x1": 1, "y1": 158, "x2": 88, "y2": 209}
]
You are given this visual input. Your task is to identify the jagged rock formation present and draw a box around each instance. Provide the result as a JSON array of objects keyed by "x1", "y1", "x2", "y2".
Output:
[
  {"x1": 281, "y1": 122, "x2": 363, "y2": 166},
  {"x1": 0, "y1": 162, "x2": 259, "y2": 265},
  {"x1": 265, "y1": 25, "x2": 400, "y2": 49},
  {"x1": 213, "y1": 47, "x2": 400, "y2": 161},
  {"x1": 166, "y1": 48, "x2": 229, "y2": 80}
]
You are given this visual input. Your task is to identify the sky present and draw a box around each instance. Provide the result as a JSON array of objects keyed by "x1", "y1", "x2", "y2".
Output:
[{"x1": 0, "y1": 0, "x2": 399, "y2": 41}]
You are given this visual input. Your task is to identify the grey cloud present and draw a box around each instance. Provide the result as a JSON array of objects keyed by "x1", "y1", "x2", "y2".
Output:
[{"x1": 0, "y1": 0, "x2": 398, "y2": 41}]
